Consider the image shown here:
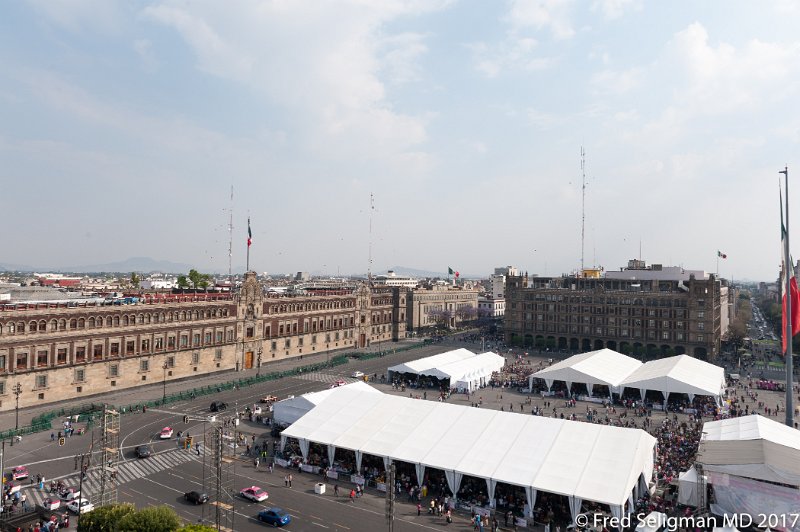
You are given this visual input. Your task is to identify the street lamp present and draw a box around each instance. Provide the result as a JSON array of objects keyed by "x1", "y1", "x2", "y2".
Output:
[
  {"x1": 162, "y1": 361, "x2": 168, "y2": 403},
  {"x1": 256, "y1": 347, "x2": 262, "y2": 378},
  {"x1": 12, "y1": 383, "x2": 22, "y2": 431},
  {"x1": 326, "y1": 342, "x2": 330, "y2": 366}
]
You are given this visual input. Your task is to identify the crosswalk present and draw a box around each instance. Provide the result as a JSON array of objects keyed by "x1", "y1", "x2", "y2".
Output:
[
  {"x1": 22, "y1": 449, "x2": 198, "y2": 508},
  {"x1": 292, "y1": 371, "x2": 358, "y2": 385}
]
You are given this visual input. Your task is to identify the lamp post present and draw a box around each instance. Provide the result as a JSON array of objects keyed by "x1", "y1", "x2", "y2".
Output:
[
  {"x1": 326, "y1": 342, "x2": 330, "y2": 366},
  {"x1": 12, "y1": 383, "x2": 22, "y2": 431},
  {"x1": 162, "y1": 361, "x2": 168, "y2": 403},
  {"x1": 256, "y1": 348, "x2": 262, "y2": 378}
]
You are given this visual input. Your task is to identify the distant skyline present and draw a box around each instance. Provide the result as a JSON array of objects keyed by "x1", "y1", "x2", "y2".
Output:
[{"x1": 3, "y1": 1, "x2": 800, "y2": 282}]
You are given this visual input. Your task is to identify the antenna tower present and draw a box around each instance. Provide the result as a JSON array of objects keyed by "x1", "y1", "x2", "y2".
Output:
[
  {"x1": 368, "y1": 193, "x2": 374, "y2": 282},
  {"x1": 228, "y1": 186, "x2": 234, "y2": 287},
  {"x1": 581, "y1": 147, "x2": 586, "y2": 275},
  {"x1": 98, "y1": 405, "x2": 120, "y2": 508}
]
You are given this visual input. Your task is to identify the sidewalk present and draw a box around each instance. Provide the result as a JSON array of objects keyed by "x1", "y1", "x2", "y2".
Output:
[{"x1": 0, "y1": 342, "x2": 416, "y2": 431}]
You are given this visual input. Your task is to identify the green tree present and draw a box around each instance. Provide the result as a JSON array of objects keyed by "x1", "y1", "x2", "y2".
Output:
[
  {"x1": 177, "y1": 275, "x2": 189, "y2": 290},
  {"x1": 181, "y1": 526, "x2": 217, "y2": 532},
  {"x1": 130, "y1": 272, "x2": 140, "y2": 288},
  {"x1": 118, "y1": 506, "x2": 182, "y2": 532},
  {"x1": 77, "y1": 503, "x2": 136, "y2": 531}
]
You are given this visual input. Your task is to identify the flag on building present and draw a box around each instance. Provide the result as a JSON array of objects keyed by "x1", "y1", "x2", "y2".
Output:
[
  {"x1": 717, "y1": 250, "x2": 727, "y2": 259},
  {"x1": 448, "y1": 267, "x2": 454, "y2": 275},
  {"x1": 455, "y1": 271, "x2": 460, "y2": 279},
  {"x1": 247, "y1": 218, "x2": 252, "y2": 248},
  {"x1": 781, "y1": 191, "x2": 800, "y2": 353}
]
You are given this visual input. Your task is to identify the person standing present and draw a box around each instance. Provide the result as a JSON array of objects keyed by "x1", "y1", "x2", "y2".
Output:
[
  {"x1": 284, "y1": 475, "x2": 289, "y2": 488},
  {"x1": 288, "y1": 474, "x2": 293, "y2": 488},
  {"x1": 334, "y1": 484, "x2": 340, "y2": 497}
]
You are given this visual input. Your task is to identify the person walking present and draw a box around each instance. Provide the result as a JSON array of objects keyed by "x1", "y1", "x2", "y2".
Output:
[
  {"x1": 254, "y1": 457, "x2": 259, "y2": 470},
  {"x1": 284, "y1": 475, "x2": 289, "y2": 488},
  {"x1": 334, "y1": 484, "x2": 340, "y2": 497},
  {"x1": 288, "y1": 474, "x2": 293, "y2": 488},
  {"x1": 349, "y1": 489, "x2": 356, "y2": 503},
  {"x1": 417, "y1": 503, "x2": 422, "y2": 516}
]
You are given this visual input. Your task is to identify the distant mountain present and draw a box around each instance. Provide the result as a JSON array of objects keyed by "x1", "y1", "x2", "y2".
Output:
[{"x1": 0, "y1": 262, "x2": 39, "y2": 272}]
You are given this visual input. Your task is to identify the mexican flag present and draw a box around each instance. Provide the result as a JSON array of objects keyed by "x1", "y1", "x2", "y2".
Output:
[
  {"x1": 781, "y1": 193, "x2": 800, "y2": 354},
  {"x1": 247, "y1": 218, "x2": 252, "y2": 248}
]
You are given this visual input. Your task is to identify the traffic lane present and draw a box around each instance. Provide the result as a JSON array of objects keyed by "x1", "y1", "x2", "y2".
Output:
[{"x1": 121, "y1": 457, "x2": 459, "y2": 532}]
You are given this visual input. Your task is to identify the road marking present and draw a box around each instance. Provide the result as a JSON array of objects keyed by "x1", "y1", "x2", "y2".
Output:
[
  {"x1": 333, "y1": 523, "x2": 350, "y2": 529},
  {"x1": 311, "y1": 522, "x2": 329, "y2": 528}
]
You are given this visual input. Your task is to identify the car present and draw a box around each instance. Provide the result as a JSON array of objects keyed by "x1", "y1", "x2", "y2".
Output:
[
  {"x1": 352, "y1": 371, "x2": 365, "y2": 378},
  {"x1": 160, "y1": 427, "x2": 174, "y2": 439},
  {"x1": 59, "y1": 487, "x2": 81, "y2": 502},
  {"x1": 251, "y1": 405, "x2": 263, "y2": 415},
  {"x1": 330, "y1": 379, "x2": 347, "y2": 388},
  {"x1": 184, "y1": 491, "x2": 209, "y2": 505},
  {"x1": 240, "y1": 486, "x2": 269, "y2": 502},
  {"x1": 67, "y1": 498, "x2": 94, "y2": 514},
  {"x1": 135, "y1": 445, "x2": 152, "y2": 458},
  {"x1": 11, "y1": 466, "x2": 29, "y2": 480},
  {"x1": 258, "y1": 507, "x2": 292, "y2": 527},
  {"x1": 260, "y1": 394, "x2": 278, "y2": 403},
  {"x1": 210, "y1": 401, "x2": 227, "y2": 412}
]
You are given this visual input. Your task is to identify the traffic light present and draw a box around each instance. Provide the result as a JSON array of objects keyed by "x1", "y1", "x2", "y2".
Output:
[
  {"x1": 58, "y1": 437, "x2": 66, "y2": 447},
  {"x1": 183, "y1": 415, "x2": 189, "y2": 424}
]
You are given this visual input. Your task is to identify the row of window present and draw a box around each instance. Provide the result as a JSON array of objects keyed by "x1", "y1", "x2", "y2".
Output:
[
  {"x1": 525, "y1": 294, "x2": 699, "y2": 308},
  {"x1": 524, "y1": 315, "x2": 702, "y2": 329},
  {"x1": 0, "y1": 330, "x2": 234, "y2": 372},
  {"x1": 0, "y1": 307, "x2": 232, "y2": 336},
  {"x1": 268, "y1": 300, "x2": 355, "y2": 314},
  {"x1": 521, "y1": 323, "x2": 705, "y2": 342},
  {"x1": 269, "y1": 331, "x2": 353, "y2": 351}
]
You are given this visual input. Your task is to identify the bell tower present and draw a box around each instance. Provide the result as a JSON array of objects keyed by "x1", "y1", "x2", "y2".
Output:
[{"x1": 236, "y1": 271, "x2": 264, "y2": 372}]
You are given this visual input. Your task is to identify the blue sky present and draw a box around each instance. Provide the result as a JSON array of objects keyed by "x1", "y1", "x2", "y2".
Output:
[{"x1": 2, "y1": 0, "x2": 800, "y2": 281}]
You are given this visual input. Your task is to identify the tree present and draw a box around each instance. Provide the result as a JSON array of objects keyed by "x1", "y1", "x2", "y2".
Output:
[
  {"x1": 130, "y1": 272, "x2": 140, "y2": 288},
  {"x1": 117, "y1": 506, "x2": 182, "y2": 532},
  {"x1": 181, "y1": 526, "x2": 217, "y2": 532},
  {"x1": 77, "y1": 503, "x2": 136, "y2": 531},
  {"x1": 177, "y1": 275, "x2": 189, "y2": 290},
  {"x1": 188, "y1": 269, "x2": 202, "y2": 289}
]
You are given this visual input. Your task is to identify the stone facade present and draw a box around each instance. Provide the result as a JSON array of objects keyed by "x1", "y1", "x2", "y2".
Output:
[
  {"x1": 504, "y1": 272, "x2": 726, "y2": 361},
  {"x1": 0, "y1": 274, "x2": 406, "y2": 412},
  {"x1": 405, "y1": 286, "x2": 479, "y2": 333}
]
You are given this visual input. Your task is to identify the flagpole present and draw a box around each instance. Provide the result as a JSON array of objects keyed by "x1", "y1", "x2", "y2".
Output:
[{"x1": 781, "y1": 165, "x2": 794, "y2": 428}]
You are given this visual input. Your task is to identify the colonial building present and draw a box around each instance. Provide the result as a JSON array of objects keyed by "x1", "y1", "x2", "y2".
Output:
[
  {"x1": 0, "y1": 272, "x2": 405, "y2": 412},
  {"x1": 504, "y1": 262, "x2": 729, "y2": 361},
  {"x1": 405, "y1": 284, "x2": 479, "y2": 333}
]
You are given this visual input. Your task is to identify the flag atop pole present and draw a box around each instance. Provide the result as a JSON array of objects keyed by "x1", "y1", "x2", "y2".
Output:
[
  {"x1": 447, "y1": 267, "x2": 454, "y2": 276},
  {"x1": 717, "y1": 250, "x2": 727, "y2": 259},
  {"x1": 247, "y1": 218, "x2": 252, "y2": 248},
  {"x1": 780, "y1": 187, "x2": 800, "y2": 353}
]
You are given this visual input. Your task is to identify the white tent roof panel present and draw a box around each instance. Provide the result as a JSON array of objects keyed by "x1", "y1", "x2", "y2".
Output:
[
  {"x1": 621, "y1": 355, "x2": 725, "y2": 397},
  {"x1": 281, "y1": 387, "x2": 657, "y2": 508},
  {"x1": 387, "y1": 348, "x2": 476, "y2": 375},
  {"x1": 533, "y1": 348, "x2": 643, "y2": 388},
  {"x1": 423, "y1": 352, "x2": 505, "y2": 381}
]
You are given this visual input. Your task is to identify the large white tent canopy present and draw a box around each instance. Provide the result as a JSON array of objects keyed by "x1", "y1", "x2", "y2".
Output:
[
  {"x1": 529, "y1": 348, "x2": 643, "y2": 394},
  {"x1": 620, "y1": 355, "x2": 726, "y2": 403},
  {"x1": 530, "y1": 351, "x2": 725, "y2": 403},
  {"x1": 272, "y1": 381, "x2": 380, "y2": 426},
  {"x1": 280, "y1": 386, "x2": 656, "y2": 520},
  {"x1": 697, "y1": 414, "x2": 800, "y2": 486},
  {"x1": 387, "y1": 348, "x2": 505, "y2": 391}
]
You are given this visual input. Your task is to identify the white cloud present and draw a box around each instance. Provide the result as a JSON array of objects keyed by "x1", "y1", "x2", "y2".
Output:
[
  {"x1": 27, "y1": 0, "x2": 122, "y2": 33},
  {"x1": 468, "y1": 37, "x2": 555, "y2": 78},
  {"x1": 590, "y1": 67, "x2": 643, "y2": 94},
  {"x1": 506, "y1": 0, "x2": 575, "y2": 40},
  {"x1": 133, "y1": 39, "x2": 158, "y2": 72},
  {"x1": 591, "y1": 0, "x2": 640, "y2": 20},
  {"x1": 379, "y1": 32, "x2": 429, "y2": 84}
]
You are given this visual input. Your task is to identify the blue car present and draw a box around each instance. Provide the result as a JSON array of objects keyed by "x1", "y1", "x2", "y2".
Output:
[{"x1": 258, "y1": 507, "x2": 291, "y2": 527}]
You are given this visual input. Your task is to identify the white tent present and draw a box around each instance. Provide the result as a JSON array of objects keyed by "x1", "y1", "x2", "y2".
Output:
[
  {"x1": 280, "y1": 386, "x2": 656, "y2": 520},
  {"x1": 387, "y1": 348, "x2": 476, "y2": 378},
  {"x1": 677, "y1": 468, "x2": 700, "y2": 507},
  {"x1": 272, "y1": 381, "x2": 380, "y2": 426},
  {"x1": 697, "y1": 414, "x2": 800, "y2": 486},
  {"x1": 620, "y1": 355, "x2": 726, "y2": 403},
  {"x1": 422, "y1": 352, "x2": 506, "y2": 391},
  {"x1": 529, "y1": 348, "x2": 643, "y2": 395}
]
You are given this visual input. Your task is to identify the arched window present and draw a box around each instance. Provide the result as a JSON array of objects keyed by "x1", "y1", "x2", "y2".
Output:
[
  {"x1": 77, "y1": 318, "x2": 85, "y2": 329},
  {"x1": 123, "y1": 316, "x2": 129, "y2": 326},
  {"x1": 70, "y1": 319, "x2": 77, "y2": 329},
  {"x1": 29, "y1": 321, "x2": 37, "y2": 332},
  {"x1": 7, "y1": 323, "x2": 15, "y2": 334},
  {"x1": 106, "y1": 317, "x2": 113, "y2": 327},
  {"x1": 113, "y1": 316, "x2": 119, "y2": 326},
  {"x1": 0, "y1": 322, "x2": 3, "y2": 335},
  {"x1": 39, "y1": 320, "x2": 46, "y2": 331},
  {"x1": 51, "y1": 319, "x2": 58, "y2": 331},
  {"x1": 58, "y1": 319, "x2": 66, "y2": 331},
  {"x1": 89, "y1": 317, "x2": 96, "y2": 328}
]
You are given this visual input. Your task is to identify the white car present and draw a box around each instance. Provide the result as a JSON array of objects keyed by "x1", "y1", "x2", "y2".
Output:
[
  {"x1": 67, "y1": 498, "x2": 95, "y2": 514},
  {"x1": 351, "y1": 371, "x2": 364, "y2": 378},
  {"x1": 160, "y1": 427, "x2": 174, "y2": 439},
  {"x1": 240, "y1": 486, "x2": 269, "y2": 502}
]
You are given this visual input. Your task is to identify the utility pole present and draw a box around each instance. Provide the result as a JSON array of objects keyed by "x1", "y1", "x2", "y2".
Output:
[
  {"x1": 780, "y1": 165, "x2": 795, "y2": 428},
  {"x1": 385, "y1": 463, "x2": 395, "y2": 532},
  {"x1": 162, "y1": 361, "x2": 169, "y2": 403},
  {"x1": 256, "y1": 347, "x2": 262, "y2": 378}
]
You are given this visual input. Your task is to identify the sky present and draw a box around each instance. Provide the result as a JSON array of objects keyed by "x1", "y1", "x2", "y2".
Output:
[{"x1": 2, "y1": 0, "x2": 800, "y2": 281}]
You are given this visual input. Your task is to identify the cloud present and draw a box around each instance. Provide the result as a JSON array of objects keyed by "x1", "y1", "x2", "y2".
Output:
[
  {"x1": 133, "y1": 39, "x2": 158, "y2": 72},
  {"x1": 505, "y1": 0, "x2": 576, "y2": 40},
  {"x1": 27, "y1": 0, "x2": 123, "y2": 33},
  {"x1": 590, "y1": 67, "x2": 643, "y2": 95},
  {"x1": 468, "y1": 37, "x2": 555, "y2": 78},
  {"x1": 141, "y1": 1, "x2": 447, "y2": 169},
  {"x1": 591, "y1": 0, "x2": 640, "y2": 20}
]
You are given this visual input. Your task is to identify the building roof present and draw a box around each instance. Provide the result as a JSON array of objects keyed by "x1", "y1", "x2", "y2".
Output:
[
  {"x1": 281, "y1": 386, "x2": 656, "y2": 509},
  {"x1": 697, "y1": 414, "x2": 800, "y2": 486},
  {"x1": 421, "y1": 351, "x2": 505, "y2": 383},
  {"x1": 272, "y1": 381, "x2": 380, "y2": 426},
  {"x1": 533, "y1": 348, "x2": 643, "y2": 388}
]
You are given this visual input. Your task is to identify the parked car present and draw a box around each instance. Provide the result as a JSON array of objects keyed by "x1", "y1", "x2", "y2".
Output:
[
  {"x1": 67, "y1": 498, "x2": 94, "y2": 514},
  {"x1": 11, "y1": 466, "x2": 29, "y2": 480},
  {"x1": 184, "y1": 491, "x2": 209, "y2": 505},
  {"x1": 135, "y1": 445, "x2": 152, "y2": 458},
  {"x1": 240, "y1": 486, "x2": 269, "y2": 502},
  {"x1": 351, "y1": 371, "x2": 365, "y2": 378},
  {"x1": 330, "y1": 380, "x2": 347, "y2": 388},
  {"x1": 210, "y1": 401, "x2": 227, "y2": 412},
  {"x1": 260, "y1": 394, "x2": 278, "y2": 403},
  {"x1": 159, "y1": 427, "x2": 174, "y2": 439},
  {"x1": 258, "y1": 507, "x2": 292, "y2": 527}
]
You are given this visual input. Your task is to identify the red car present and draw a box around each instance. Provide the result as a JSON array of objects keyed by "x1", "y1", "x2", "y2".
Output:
[
  {"x1": 240, "y1": 486, "x2": 269, "y2": 502},
  {"x1": 11, "y1": 466, "x2": 29, "y2": 480}
]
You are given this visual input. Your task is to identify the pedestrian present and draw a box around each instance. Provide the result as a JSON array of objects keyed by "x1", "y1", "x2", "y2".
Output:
[
  {"x1": 349, "y1": 489, "x2": 356, "y2": 502},
  {"x1": 288, "y1": 474, "x2": 293, "y2": 488},
  {"x1": 284, "y1": 475, "x2": 289, "y2": 487},
  {"x1": 505, "y1": 510, "x2": 511, "y2": 526},
  {"x1": 20, "y1": 494, "x2": 26, "y2": 510},
  {"x1": 334, "y1": 484, "x2": 339, "y2": 497},
  {"x1": 268, "y1": 462, "x2": 273, "y2": 474},
  {"x1": 254, "y1": 458, "x2": 259, "y2": 470},
  {"x1": 417, "y1": 503, "x2": 422, "y2": 516},
  {"x1": 50, "y1": 433, "x2": 55, "y2": 442},
  {"x1": 446, "y1": 509, "x2": 452, "y2": 524}
]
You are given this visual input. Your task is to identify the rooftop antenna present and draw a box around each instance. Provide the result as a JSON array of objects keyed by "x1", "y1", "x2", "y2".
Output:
[
  {"x1": 581, "y1": 146, "x2": 586, "y2": 276},
  {"x1": 227, "y1": 186, "x2": 233, "y2": 287}
]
